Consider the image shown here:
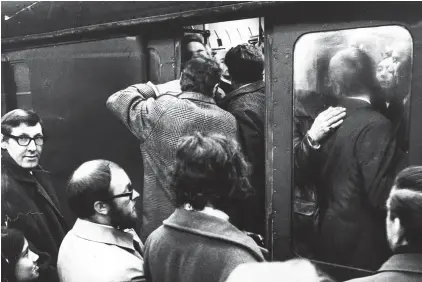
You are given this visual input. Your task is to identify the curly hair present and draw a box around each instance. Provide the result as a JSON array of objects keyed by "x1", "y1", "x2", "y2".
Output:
[
  {"x1": 170, "y1": 132, "x2": 253, "y2": 212},
  {"x1": 180, "y1": 56, "x2": 222, "y2": 97}
]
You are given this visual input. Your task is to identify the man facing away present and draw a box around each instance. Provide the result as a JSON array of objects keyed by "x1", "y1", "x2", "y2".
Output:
[
  {"x1": 57, "y1": 160, "x2": 144, "y2": 282},
  {"x1": 347, "y1": 166, "x2": 422, "y2": 282},
  {"x1": 313, "y1": 47, "x2": 404, "y2": 270},
  {"x1": 107, "y1": 56, "x2": 238, "y2": 240},
  {"x1": 144, "y1": 132, "x2": 265, "y2": 282},
  {"x1": 1, "y1": 109, "x2": 68, "y2": 280},
  {"x1": 216, "y1": 44, "x2": 266, "y2": 235}
]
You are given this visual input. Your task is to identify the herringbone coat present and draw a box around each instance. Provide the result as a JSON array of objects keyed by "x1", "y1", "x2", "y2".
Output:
[{"x1": 107, "y1": 83, "x2": 238, "y2": 240}]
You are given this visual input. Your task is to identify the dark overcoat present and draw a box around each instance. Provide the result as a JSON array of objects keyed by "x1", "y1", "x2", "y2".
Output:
[
  {"x1": 1, "y1": 151, "x2": 68, "y2": 267},
  {"x1": 144, "y1": 208, "x2": 265, "y2": 282},
  {"x1": 217, "y1": 80, "x2": 266, "y2": 234},
  {"x1": 314, "y1": 98, "x2": 403, "y2": 270}
]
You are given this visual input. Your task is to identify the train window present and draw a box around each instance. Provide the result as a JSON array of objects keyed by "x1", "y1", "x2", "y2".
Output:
[
  {"x1": 12, "y1": 62, "x2": 32, "y2": 110},
  {"x1": 292, "y1": 25, "x2": 412, "y2": 270}
]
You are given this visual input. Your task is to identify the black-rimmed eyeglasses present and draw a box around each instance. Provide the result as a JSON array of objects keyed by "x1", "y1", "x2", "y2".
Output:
[
  {"x1": 4, "y1": 134, "x2": 45, "y2": 146},
  {"x1": 103, "y1": 190, "x2": 133, "y2": 201}
]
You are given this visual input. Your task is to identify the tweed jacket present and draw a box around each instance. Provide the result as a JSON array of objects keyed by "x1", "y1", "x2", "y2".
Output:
[
  {"x1": 58, "y1": 219, "x2": 145, "y2": 282},
  {"x1": 217, "y1": 80, "x2": 265, "y2": 234},
  {"x1": 107, "y1": 83, "x2": 238, "y2": 240},
  {"x1": 1, "y1": 151, "x2": 68, "y2": 268},
  {"x1": 347, "y1": 247, "x2": 422, "y2": 282},
  {"x1": 144, "y1": 208, "x2": 265, "y2": 282}
]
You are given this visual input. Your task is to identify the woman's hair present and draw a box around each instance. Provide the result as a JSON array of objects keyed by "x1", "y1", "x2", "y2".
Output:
[
  {"x1": 170, "y1": 132, "x2": 253, "y2": 211},
  {"x1": 1, "y1": 227, "x2": 25, "y2": 282}
]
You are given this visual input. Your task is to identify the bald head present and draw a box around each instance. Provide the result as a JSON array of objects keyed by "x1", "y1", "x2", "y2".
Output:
[
  {"x1": 328, "y1": 47, "x2": 377, "y2": 97},
  {"x1": 67, "y1": 160, "x2": 121, "y2": 218}
]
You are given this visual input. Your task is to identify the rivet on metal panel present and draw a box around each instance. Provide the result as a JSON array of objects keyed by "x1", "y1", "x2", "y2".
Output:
[
  {"x1": 172, "y1": 63, "x2": 175, "y2": 68},
  {"x1": 285, "y1": 54, "x2": 290, "y2": 59},
  {"x1": 273, "y1": 78, "x2": 277, "y2": 82},
  {"x1": 274, "y1": 101, "x2": 278, "y2": 105},
  {"x1": 274, "y1": 123, "x2": 277, "y2": 127}
]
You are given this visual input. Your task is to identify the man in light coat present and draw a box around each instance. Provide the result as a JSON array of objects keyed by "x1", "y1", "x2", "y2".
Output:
[{"x1": 58, "y1": 160, "x2": 145, "y2": 282}]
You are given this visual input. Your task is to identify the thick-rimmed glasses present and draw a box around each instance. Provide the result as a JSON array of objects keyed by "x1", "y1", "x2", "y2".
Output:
[
  {"x1": 103, "y1": 190, "x2": 133, "y2": 201},
  {"x1": 4, "y1": 134, "x2": 45, "y2": 146}
]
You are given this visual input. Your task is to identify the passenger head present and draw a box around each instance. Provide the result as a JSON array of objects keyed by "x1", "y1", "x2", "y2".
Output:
[
  {"x1": 180, "y1": 56, "x2": 222, "y2": 97},
  {"x1": 386, "y1": 166, "x2": 422, "y2": 250},
  {"x1": 328, "y1": 47, "x2": 377, "y2": 97},
  {"x1": 226, "y1": 259, "x2": 334, "y2": 282},
  {"x1": 376, "y1": 56, "x2": 396, "y2": 92},
  {"x1": 1, "y1": 109, "x2": 44, "y2": 169},
  {"x1": 214, "y1": 50, "x2": 230, "y2": 78},
  {"x1": 171, "y1": 132, "x2": 252, "y2": 212},
  {"x1": 181, "y1": 34, "x2": 211, "y2": 63},
  {"x1": 391, "y1": 43, "x2": 412, "y2": 100},
  {"x1": 67, "y1": 160, "x2": 140, "y2": 230},
  {"x1": 225, "y1": 44, "x2": 264, "y2": 84},
  {"x1": 1, "y1": 227, "x2": 40, "y2": 282}
]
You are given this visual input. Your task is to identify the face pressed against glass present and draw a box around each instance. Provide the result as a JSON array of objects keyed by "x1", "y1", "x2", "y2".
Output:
[
  {"x1": 14, "y1": 239, "x2": 39, "y2": 282},
  {"x1": 2, "y1": 123, "x2": 44, "y2": 169},
  {"x1": 292, "y1": 25, "x2": 412, "y2": 269}
]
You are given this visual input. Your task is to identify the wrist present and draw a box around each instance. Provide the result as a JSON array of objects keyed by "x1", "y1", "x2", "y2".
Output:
[{"x1": 306, "y1": 132, "x2": 321, "y2": 149}]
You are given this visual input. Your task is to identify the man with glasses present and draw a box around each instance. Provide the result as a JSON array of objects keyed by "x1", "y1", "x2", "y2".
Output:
[
  {"x1": 1, "y1": 109, "x2": 68, "y2": 280},
  {"x1": 58, "y1": 160, "x2": 145, "y2": 282}
]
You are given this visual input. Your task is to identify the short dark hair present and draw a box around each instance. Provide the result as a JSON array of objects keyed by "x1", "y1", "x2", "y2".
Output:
[
  {"x1": 1, "y1": 109, "x2": 43, "y2": 140},
  {"x1": 170, "y1": 132, "x2": 252, "y2": 211},
  {"x1": 67, "y1": 160, "x2": 118, "y2": 218},
  {"x1": 180, "y1": 56, "x2": 221, "y2": 96},
  {"x1": 225, "y1": 44, "x2": 264, "y2": 83},
  {"x1": 388, "y1": 166, "x2": 422, "y2": 246}
]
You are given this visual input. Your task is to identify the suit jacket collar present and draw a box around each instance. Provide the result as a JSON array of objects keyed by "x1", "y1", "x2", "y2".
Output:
[
  {"x1": 177, "y1": 91, "x2": 216, "y2": 104},
  {"x1": 220, "y1": 80, "x2": 265, "y2": 106},
  {"x1": 379, "y1": 253, "x2": 422, "y2": 274},
  {"x1": 337, "y1": 97, "x2": 373, "y2": 111},
  {"x1": 72, "y1": 219, "x2": 141, "y2": 253},
  {"x1": 163, "y1": 208, "x2": 265, "y2": 261}
]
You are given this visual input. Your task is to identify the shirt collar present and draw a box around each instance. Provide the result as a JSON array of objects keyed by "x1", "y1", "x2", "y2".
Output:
[
  {"x1": 348, "y1": 96, "x2": 371, "y2": 104},
  {"x1": 183, "y1": 204, "x2": 229, "y2": 221},
  {"x1": 72, "y1": 218, "x2": 138, "y2": 252},
  {"x1": 220, "y1": 80, "x2": 265, "y2": 105}
]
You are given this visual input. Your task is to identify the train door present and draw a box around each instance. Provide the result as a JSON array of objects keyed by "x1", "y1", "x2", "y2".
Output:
[{"x1": 267, "y1": 6, "x2": 422, "y2": 280}]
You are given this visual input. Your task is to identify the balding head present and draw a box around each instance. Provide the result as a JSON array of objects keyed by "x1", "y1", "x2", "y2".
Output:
[
  {"x1": 67, "y1": 160, "x2": 121, "y2": 218},
  {"x1": 328, "y1": 47, "x2": 377, "y2": 98}
]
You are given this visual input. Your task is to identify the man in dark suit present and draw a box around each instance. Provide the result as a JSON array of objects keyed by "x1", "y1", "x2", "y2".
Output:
[
  {"x1": 1, "y1": 109, "x2": 68, "y2": 281},
  {"x1": 313, "y1": 47, "x2": 404, "y2": 270},
  {"x1": 216, "y1": 44, "x2": 265, "y2": 235},
  {"x1": 347, "y1": 166, "x2": 422, "y2": 282}
]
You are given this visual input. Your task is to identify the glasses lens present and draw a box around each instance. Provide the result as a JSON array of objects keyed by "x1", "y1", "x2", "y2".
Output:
[
  {"x1": 34, "y1": 137, "x2": 44, "y2": 146},
  {"x1": 17, "y1": 137, "x2": 30, "y2": 146}
]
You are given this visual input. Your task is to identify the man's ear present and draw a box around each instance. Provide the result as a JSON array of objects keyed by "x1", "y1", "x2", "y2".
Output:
[
  {"x1": 1, "y1": 134, "x2": 8, "y2": 149},
  {"x1": 393, "y1": 217, "x2": 407, "y2": 245},
  {"x1": 93, "y1": 201, "x2": 110, "y2": 216},
  {"x1": 212, "y1": 83, "x2": 219, "y2": 96}
]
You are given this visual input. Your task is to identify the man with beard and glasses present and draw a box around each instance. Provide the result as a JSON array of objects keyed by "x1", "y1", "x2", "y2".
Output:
[{"x1": 57, "y1": 160, "x2": 145, "y2": 282}]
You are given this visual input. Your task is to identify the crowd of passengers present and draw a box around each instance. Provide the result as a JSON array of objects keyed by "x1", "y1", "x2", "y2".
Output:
[{"x1": 1, "y1": 34, "x2": 421, "y2": 282}]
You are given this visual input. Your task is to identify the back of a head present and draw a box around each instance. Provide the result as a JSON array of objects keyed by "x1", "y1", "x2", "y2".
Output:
[
  {"x1": 1, "y1": 109, "x2": 42, "y2": 137},
  {"x1": 180, "y1": 56, "x2": 222, "y2": 96},
  {"x1": 225, "y1": 44, "x2": 264, "y2": 84},
  {"x1": 181, "y1": 33, "x2": 207, "y2": 63},
  {"x1": 67, "y1": 160, "x2": 119, "y2": 219},
  {"x1": 171, "y1": 132, "x2": 252, "y2": 211},
  {"x1": 328, "y1": 47, "x2": 377, "y2": 97},
  {"x1": 225, "y1": 259, "x2": 334, "y2": 282},
  {"x1": 388, "y1": 166, "x2": 422, "y2": 247}
]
